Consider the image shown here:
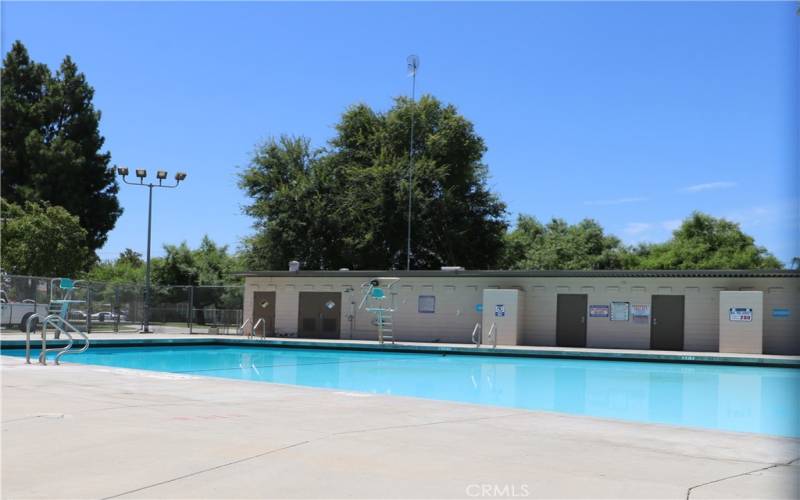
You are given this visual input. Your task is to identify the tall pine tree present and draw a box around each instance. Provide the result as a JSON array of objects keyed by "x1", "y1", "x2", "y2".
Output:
[{"x1": 1, "y1": 41, "x2": 121, "y2": 252}]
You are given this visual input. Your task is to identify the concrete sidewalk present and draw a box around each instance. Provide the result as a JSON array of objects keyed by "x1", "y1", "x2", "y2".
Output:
[{"x1": 1, "y1": 355, "x2": 798, "y2": 499}]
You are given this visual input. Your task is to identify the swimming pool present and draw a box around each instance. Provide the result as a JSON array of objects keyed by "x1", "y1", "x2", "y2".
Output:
[{"x1": 5, "y1": 345, "x2": 799, "y2": 437}]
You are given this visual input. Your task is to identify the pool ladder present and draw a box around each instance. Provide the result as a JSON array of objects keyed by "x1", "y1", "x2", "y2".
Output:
[
  {"x1": 375, "y1": 309, "x2": 394, "y2": 344},
  {"x1": 239, "y1": 318, "x2": 267, "y2": 339},
  {"x1": 25, "y1": 313, "x2": 90, "y2": 365},
  {"x1": 472, "y1": 322, "x2": 497, "y2": 349}
]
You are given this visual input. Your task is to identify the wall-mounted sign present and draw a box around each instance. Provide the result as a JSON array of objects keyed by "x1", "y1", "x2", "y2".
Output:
[
  {"x1": 610, "y1": 302, "x2": 630, "y2": 321},
  {"x1": 418, "y1": 295, "x2": 436, "y2": 313},
  {"x1": 771, "y1": 308, "x2": 790, "y2": 318},
  {"x1": 495, "y1": 304, "x2": 505, "y2": 317},
  {"x1": 475, "y1": 303, "x2": 483, "y2": 313},
  {"x1": 729, "y1": 307, "x2": 752, "y2": 322},
  {"x1": 589, "y1": 305, "x2": 609, "y2": 318},
  {"x1": 631, "y1": 304, "x2": 650, "y2": 324}
]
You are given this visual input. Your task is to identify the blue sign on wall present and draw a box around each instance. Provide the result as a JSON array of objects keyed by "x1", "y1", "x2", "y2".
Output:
[
  {"x1": 475, "y1": 303, "x2": 483, "y2": 313},
  {"x1": 495, "y1": 304, "x2": 505, "y2": 317},
  {"x1": 772, "y1": 308, "x2": 790, "y2": 318}
]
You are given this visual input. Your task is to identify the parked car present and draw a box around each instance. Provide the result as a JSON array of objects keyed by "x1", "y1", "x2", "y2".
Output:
[
  {"x1": 90, "y1": 311, "x2": 128, "y2": 322},
  {"x1": 0, "y1": 290, "x2": 49, "y2": 331},
  {"x1": 69, "y1": 310, "x2": 88, "y2": 321}
]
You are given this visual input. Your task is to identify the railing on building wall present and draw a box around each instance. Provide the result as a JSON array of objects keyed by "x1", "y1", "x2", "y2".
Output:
[{"x1": 1, "y1": 274, "x2": 244, "y2": 335}]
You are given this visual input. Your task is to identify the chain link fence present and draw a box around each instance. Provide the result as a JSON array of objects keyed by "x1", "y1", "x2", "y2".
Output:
[{"x1": 0, "y1": 274, "x2": 243, "y2": 335}]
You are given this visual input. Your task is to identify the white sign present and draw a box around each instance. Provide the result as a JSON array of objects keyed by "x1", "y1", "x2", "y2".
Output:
[
  {"x1": 631, "y1": 304, "x2": 650, "y2": 324},
  {"x1": 610, "y1": 301, "x2": 629, "y2": 321},
  {"x1": 729, "y1": 307, "x2": 753, "y2": 322},
  {"x1": 495, "y1": 304, "x2": 505, "y2": 317}
]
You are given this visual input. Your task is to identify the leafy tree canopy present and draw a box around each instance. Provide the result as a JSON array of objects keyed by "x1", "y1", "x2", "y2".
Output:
[
  {"x1": 152, "y1": 236, "x2": 244, "y2": 308},
  {"x1": 501, "y1": 215, "x2": 636, "y2": 270},
  {"x1": 117, "y1": 248, "x2": 144, "y2": 268},
  {"x1": 153, "y1": 236, "x2": 243, "y2": 287},
  {"x1": 1, "y1": 198, "x2": 92, "y2": 276},
  {"x1": 240, "y1": 95, "x2": 508, "y2": 270},
  {"x1": 82, "y1": 251, "x2": 146, "y2": 284},
  {"x1": 635, "y1": 212, "x2": 783, "y2": 269},
  {"x1": 502, "y1": 212, "x2": 784, "y2": 270},
  {"x1": 1, "y1": 40, "x2": 121, "y2": 252}
]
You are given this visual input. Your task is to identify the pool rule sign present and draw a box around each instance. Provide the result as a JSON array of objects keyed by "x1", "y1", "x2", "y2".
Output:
[{"x1": 729, "y1": 307, "x2": 753, "y2": 322}]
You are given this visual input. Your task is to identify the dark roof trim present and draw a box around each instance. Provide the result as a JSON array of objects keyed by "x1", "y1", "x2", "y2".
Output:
[{"x1": 237, "y1": 269, "x2": 799, "y2": 279}]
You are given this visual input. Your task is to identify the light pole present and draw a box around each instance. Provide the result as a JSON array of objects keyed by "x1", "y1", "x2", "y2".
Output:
[
  {"x1": 406, "y1": 54, "x2": 419, "y2": 271},
  {"x1": 116, "y1": 166, "x2": 187, "y2": 333}
]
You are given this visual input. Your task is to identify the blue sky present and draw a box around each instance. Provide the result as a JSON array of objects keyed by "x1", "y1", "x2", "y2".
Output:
[{"x1": 3, "y1": 2, "x2": 798, "y2": 264}]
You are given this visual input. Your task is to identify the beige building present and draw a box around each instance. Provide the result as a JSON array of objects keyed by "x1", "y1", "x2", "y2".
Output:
[{"x1": 240, "y1": 270, "x2": 800, "y2": 355}]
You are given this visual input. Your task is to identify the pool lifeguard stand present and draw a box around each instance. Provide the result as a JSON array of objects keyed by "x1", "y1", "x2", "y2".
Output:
[
  {"x1": 48, "y1": 278, "x2": 85, "y2": 336},
  {"x1": 359, "y1": 278, "x2": 400, "y2": 344}
]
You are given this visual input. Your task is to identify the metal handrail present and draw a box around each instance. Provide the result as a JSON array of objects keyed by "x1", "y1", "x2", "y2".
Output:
[
  {"x1": 253, "y1": 318, "x2": 266, "y2": 338},
  {"x1": 239, "y1": 318, "x2": 251, "y2": 337},
  {"x1": 53, "y1": 317, "x2": 89, "y2": 365},
  {"x1": 38, "y1": 314, "x2": 65, "y2": 365},
  {"x1": 471, "y1": 322, "x2": 482, "y2": 347},
  {"x1": 486, "y1": 323, "x2": 497, "y2": 349},
  {"x1": 25, "y1": 313, "x2": 42, "y2": 364},
  {"x1": 38, "y1": 315, "x2": 89, "y2": 365}
]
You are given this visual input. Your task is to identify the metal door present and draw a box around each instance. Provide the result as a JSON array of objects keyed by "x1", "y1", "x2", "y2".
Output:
[
  {"x1": 251, "y1": 291, "x2": 275, "y2": 337},
  {"x1": 650, "y1": 295, "x2": 685, "y2": 351},
  {"x1": 556, "y1": 294, "x2": 587, "y2": 347},
  {"x1": 298, "y1": 292, "x2": 341, "y2": 339}
]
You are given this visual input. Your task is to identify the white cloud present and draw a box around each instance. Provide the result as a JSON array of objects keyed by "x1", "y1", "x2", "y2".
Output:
[
  {"x1": 682, "y1": 181, "x2": 736, "y2": 193},
  {"x1": 623, "y1": 222, "x2": 651, "y2": 235},
  {"x1": 583, "y1": 197, "x2": 648, "y2": 206},
  {"x1": 661, "y1": 219, "x2": 682, "y2": 232}
]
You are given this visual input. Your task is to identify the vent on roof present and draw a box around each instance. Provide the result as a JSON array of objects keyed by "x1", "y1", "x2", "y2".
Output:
[
  {"x1": 289, "y1": 261, "x2": 300, "y2": 272},
  {"x1": 441, "y1": 266, "x2": 465, "y2": 271}
]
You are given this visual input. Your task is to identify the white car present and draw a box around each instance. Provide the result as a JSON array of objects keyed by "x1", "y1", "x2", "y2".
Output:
[
  {"x1": 91, "y1": 311, "x2": 128, "y2": 322},
  {"x1": 0, "y1": 290, "x2": 49, "y2": 331}
]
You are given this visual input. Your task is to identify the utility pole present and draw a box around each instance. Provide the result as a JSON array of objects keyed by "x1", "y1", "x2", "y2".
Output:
[{"x1": 406, "y1": 54, "x2": 419, "y2": 271}]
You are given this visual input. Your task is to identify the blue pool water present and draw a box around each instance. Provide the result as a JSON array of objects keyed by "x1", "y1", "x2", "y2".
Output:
[{"x1": 5, "y1": 345, "x2": 799, "y2": 437}]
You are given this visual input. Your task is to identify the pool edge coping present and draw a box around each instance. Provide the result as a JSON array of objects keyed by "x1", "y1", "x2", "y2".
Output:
[{"x1": 2, "y1": 337, "x2": 798, "y2": 368}]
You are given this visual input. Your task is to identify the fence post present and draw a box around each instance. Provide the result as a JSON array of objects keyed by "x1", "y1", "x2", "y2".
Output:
[
  {"x1": 188, "y1": 286, "x2": 194, "y2": 334},
  {"x1": 114, "y1": 285, "x2": 120, "y2": 333},
  {"x1": 87, "y1": 285, "x2": 93, "y2": 334}
]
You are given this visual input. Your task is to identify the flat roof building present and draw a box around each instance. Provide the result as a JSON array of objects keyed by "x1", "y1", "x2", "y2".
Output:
[{"x1": 239, "y1": 269, "x2": 800, "y2": 355}]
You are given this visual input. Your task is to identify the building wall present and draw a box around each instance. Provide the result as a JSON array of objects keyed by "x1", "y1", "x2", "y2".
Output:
[{"x1": 243, "y1": 275, "x2": 800, "y2": 354}]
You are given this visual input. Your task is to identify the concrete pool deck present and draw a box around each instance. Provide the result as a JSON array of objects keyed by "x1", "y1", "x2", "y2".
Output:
[{"x1": 2, "y1": 351, "x2": 799, "y2": 499}]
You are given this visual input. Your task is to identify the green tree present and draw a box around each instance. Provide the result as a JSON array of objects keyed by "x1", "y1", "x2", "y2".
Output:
[
  {"x1": 240, "y1": 95, "x2": 507, "y2": 270},
  {"x1": 0, "y1": 198, "x2": 92, "y2": 276},
  {"x1": 635, "y1": 212, "x2": 783, "y2": 269},
  {"x1": 501, "y1": 215, "x2": 636, "y2": 270},
  {"x1": 83, "y1": 259, "x2": 146, "y2": 284},
  {"x1": 1, "y1": 41, "x2": 121, "y2": 252},
  {"x1": 117, "y1": 248, "x2": 144, "y2": 268},
  {"x1": 151, "y1": 236, "x2": 243, "y2": 308}
]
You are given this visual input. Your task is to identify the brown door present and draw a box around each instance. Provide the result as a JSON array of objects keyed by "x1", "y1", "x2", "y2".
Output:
[
  {"x1": 650, "y1": 295, "x2": 685, "y2": 351},
  {"x1": 298, "y1": 292, "x2": 341, "y2": 339},
  {"x1": 556, "y1": 294, "x2": 587, "y2": 347},
  {"x1": 252, "y1": 291, "x2": 276, "y2": 337}
]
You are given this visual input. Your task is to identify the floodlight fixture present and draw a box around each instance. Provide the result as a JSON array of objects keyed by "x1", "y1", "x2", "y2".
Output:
[{"x1": 117, "y1": 164, "x2": 187, "y2": 332}]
